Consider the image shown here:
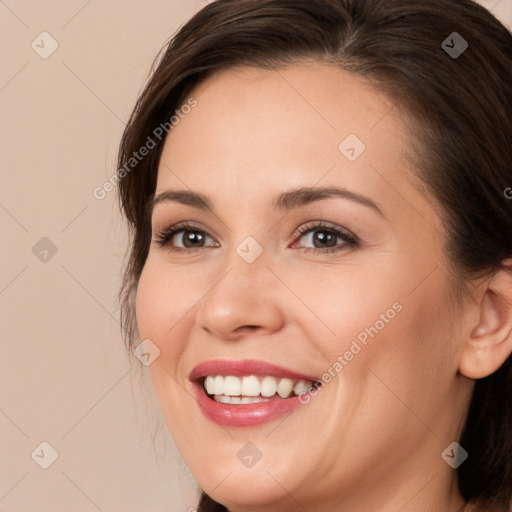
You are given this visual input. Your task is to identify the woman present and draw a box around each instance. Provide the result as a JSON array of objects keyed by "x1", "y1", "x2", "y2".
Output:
[{"x1": 116, "y1": 0, "x2": 512, "y2": 510}]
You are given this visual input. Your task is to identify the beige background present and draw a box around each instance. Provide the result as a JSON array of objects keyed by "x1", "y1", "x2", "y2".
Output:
[{"x1": 1, "y1": 1, "x2": 510, "y2": 511}]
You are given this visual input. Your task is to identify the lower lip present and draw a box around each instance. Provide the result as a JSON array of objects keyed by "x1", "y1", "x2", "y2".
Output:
[{"x1": 192, "y1": 381, "x2": 311, "y2": 427}]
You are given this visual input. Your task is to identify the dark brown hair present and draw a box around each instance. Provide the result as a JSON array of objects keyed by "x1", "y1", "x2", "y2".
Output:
[{"x1": 116, "y1": 0, "x2": 512, "y2": 509}]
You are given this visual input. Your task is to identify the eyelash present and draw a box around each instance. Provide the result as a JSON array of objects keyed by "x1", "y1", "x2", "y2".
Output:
[{"x1": 153, "y1": 221, "x2": 359, "y2": 254}]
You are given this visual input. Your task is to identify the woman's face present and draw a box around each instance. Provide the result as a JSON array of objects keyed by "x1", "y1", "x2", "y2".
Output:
[{"x1": 136, "y1": 64, "x2": 472, "y2": 511}]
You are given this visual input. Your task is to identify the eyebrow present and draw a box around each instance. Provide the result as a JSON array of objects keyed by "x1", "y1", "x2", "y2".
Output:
[{"x1": 150, "y1": 185, "x2": 384, "y2": 217}]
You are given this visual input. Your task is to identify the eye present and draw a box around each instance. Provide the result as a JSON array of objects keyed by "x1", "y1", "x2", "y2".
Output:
[
  {"x1": 153, "y1": 222, "x2": 218, "y2": 252},
  {"x1": 153, "y1": 220, "x2": 359, "y2": 255},
  {"x1": 291, "y1": 221, "x2": 358, "y2": 254}
]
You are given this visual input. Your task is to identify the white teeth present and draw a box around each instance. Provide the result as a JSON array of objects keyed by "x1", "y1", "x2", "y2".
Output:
[
  {"x1": 205, "y1": 376, "x2": 215, "y2": 395},
  {"x1": 223, "y1": 376, "x2": 242, "y2": 396},
  {"x1": 213, "y1": 375, "x2": 224, "y2": 395},
  {"x1": 260, "y1": 376, "x2": 277, "y2": 397},
  {"x1": 293, "y1": 379, "x2": 311, "y2": 395},
  {"x1": 241, "y1": 396, "x2": 265, "y2": 404},
  {"x1": 214, "y1": 395, "x2": 273, "y2": 404},
  {"x1": 202, "y1": 375, "x2": 316, "y2": 400},
  {"x1": 277, "y1": 378, "x2": 294, "y2": 398},
  {"x1": 241, "y1": 376, "x2": 260, "y2": 396}
]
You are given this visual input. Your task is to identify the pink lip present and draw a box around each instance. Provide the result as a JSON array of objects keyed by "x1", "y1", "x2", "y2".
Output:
[{"x1": 189, "y1": 359, "x2": 320, "y2": 428}]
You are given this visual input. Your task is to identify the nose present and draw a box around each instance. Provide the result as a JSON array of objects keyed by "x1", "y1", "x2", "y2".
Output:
[{"x1": 195, "y1": 249, "x2": 286, "y2": 342}]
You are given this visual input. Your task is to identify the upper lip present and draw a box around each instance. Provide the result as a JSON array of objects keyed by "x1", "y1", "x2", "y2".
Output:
[{"x1": 189, "y1": 359, "x2": 319, "y2": 383}]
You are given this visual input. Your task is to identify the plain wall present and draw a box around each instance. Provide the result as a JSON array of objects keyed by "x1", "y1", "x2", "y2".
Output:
[{"x1": 1, "y1": 1, "x2": 510, "y2": 511}]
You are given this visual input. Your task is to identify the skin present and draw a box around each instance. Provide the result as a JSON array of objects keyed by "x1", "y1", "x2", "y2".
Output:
[{"x1": 135, "y1": 63, "x2": 512, "y2": 512}]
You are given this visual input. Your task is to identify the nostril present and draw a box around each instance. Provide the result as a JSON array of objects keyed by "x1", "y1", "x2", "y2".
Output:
[{"x1": 239, "y1": 325, "x2": 259, "y2": 331}]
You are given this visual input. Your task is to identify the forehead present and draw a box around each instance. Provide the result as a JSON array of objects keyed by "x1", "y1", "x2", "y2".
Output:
[
  {"x1": 160, "y1": 63, "x2": 402, "y2": 171},
  {"x1": 156, "y1": 63, "x2": 429, "y2": 220}
]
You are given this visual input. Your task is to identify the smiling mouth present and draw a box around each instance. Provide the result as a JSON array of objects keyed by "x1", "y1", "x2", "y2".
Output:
[{"x1": 201, "y1": 375, "x2": 319, "y2": 404}]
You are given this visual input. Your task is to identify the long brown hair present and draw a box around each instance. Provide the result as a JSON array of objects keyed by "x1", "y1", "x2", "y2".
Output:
[{"x1": 116, "y1": 0, "x2": 512, "y2": 509}]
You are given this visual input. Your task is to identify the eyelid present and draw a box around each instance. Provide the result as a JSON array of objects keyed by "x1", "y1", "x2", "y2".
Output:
[
  {"x1": 290, "y1": 221, "x2": 358, "y2": 246},
  {"x1": 153, "y1": 220, "x2": 359, "y2": 253},
  {"x1": 296, "y1": 220, "x2": 354, "y2": 235},
  {"x1": 153, "y1": 221, "x2": 218, "y2": 249}
]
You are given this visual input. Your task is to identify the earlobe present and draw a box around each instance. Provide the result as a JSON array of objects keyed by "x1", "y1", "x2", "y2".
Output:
[{"x1": 459, "y1": 260, "x2": 512, "y2": 380}]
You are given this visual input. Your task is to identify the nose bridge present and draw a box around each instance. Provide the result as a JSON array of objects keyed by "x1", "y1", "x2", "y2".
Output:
[
  {"x1": 215, "y1": 231, "x2": 272, "y2": 293},
  {"x1": 210, "y1": 239, "x2": 271, "y2": 308},
  {"x1": 195, "y1": 240, "x2": 285, "y2": 339}
]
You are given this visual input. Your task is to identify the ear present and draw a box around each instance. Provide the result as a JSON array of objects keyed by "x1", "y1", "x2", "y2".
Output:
[{"x1": 459, "y1": 259, "x2": 512, "y2": 379}]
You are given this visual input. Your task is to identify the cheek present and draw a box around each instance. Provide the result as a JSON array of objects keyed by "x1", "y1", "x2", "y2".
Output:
[
  {"x1": 135, "y1": 261, "x2": 192, "y2": 342},
  {"x1": 134, "y1": 263, "x2": 193, "y2": 425},
  {"x1": 285, "y1": 263, "x2": 406, "y2": 353},
  {"x1": 134, "y1": 262, "x2": 191, "y2": 375},
  {"x1": 135, "y1": 265, "x2": 160, "y2": 337},
  {"x1": 290, "y1": 261, "x2": 456, "y2": 404},
  {"x1": 351, "y1": 269, "x2": 459, "y2": 417}
]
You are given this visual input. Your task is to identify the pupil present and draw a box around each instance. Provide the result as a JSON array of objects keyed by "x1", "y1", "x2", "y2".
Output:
[
  {"x1": 314, "y1": 230, "x2": 335, "y2": 247},
  {"x1": 184, "y1": 231, "x2": 203, "y2": 247}
]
